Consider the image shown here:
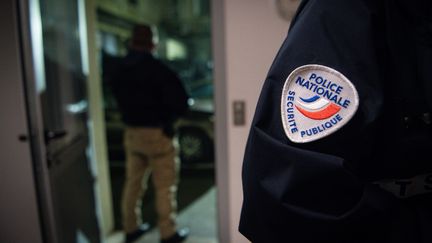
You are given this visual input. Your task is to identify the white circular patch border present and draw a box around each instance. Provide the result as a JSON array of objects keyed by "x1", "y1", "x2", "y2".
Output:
[{"x1": 281, "y1": 64, "x2": 359, "y2": 143}]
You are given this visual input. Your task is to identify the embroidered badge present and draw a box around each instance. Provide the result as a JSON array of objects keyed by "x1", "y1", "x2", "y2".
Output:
[{"x1": 281, "y1": 64, "x2": 359, "y2": 143}]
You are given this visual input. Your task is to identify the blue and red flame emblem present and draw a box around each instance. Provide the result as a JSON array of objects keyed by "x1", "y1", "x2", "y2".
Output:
[{"x1": 295, "y1": 95, "x2": 341, "y2": 120}]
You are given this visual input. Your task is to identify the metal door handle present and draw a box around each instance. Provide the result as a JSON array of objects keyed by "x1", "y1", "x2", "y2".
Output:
[{"x1": 44, "y1": 130, "x2": 67, "y2": 143}]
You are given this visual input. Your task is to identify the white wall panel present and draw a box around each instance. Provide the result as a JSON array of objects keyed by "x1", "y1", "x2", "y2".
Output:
[{"x1": 213, "y1": 0, "x2": 289, "y2": 242}]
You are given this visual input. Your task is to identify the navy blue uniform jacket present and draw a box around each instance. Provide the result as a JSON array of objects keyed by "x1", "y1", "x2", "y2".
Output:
[{"x1": 240, "y1": 0, "x2": 432, "y2": 242}]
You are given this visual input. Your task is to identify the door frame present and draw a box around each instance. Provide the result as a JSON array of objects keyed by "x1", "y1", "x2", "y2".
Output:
[
  {"x1": 211, "y1": 0, "x2": 231, "y2": 242},
  {"x1": 83, "y1": 0, "x2": 115, "y2": 238}
]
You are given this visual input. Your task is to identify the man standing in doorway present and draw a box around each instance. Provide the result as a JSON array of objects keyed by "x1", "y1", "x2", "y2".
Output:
[{"x1": 110, "y1": 24, "x2": 190, "y2": 243}]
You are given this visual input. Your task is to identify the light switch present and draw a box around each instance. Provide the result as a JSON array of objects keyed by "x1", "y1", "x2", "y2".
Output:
[{"x1": 233, "y1": 100, "x2": 246, "y2": 126}]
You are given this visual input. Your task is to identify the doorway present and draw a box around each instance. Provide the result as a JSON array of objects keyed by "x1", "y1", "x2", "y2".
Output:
[
  {"x1": 96, "y1": 0, "x2": 217, "y2": 242},
  {"x1": 20, "y1": 0, "x2": 218, "y2": 242}
]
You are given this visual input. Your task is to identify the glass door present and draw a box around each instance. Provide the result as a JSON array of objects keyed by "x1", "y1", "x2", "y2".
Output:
[{"x1": 26, "y1": 0, "x2": 100, "y2": 242}]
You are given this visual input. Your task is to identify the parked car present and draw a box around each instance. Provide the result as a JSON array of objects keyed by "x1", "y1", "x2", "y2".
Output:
[{"x1": 176, "y1": 98, "x2": 214, "y2": 166}]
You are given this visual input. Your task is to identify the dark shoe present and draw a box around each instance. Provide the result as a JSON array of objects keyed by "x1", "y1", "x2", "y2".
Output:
[
  {"x1": 125, "y1": 223, "x2": 151, "y2": 243},
  {"x1": 160, "y1": 227, "x2": 190, "y2": 243}
]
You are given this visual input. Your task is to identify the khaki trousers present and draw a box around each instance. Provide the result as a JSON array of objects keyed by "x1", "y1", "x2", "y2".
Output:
[{"x1": 121, "y1": 127, "x2": 178, "y2": 238}]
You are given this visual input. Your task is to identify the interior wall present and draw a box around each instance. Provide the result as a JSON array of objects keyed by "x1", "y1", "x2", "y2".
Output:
[
  {"x1": 0, "y1": 0, "x2": 43, "y2": 242},
  {"x1": 213, "y1": 0, "x2": 289, "y2": 242}
]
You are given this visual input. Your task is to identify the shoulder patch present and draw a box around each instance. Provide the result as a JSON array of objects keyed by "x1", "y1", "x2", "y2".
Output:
[{"x1": 281, "y1": 64, "x2": 359, "y2": 143}]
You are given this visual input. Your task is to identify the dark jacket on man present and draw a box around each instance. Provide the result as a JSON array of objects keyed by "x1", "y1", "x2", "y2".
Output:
[{"x1": 110, "y1": 50, "x2": 189, "y2": 134}]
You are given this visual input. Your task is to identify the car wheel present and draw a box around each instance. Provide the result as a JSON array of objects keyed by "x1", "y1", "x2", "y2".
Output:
[{"x1": 178, "y1": 126, "x2": 213, "y2": 164}]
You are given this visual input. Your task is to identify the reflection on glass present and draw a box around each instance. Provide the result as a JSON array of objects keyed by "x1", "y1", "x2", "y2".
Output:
[
  {"x1": 29, "y1": 0, "x2": 46, "y2": 93},
  {"x1": 78, "y1": 0, "x2": 90, "y2": 75},
  {"x1": 66, "y1": 100, "x2": 88, "y2": 114},
  {"x1": 39, "y1": 0, "x2": 87, "y2": 145}
]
